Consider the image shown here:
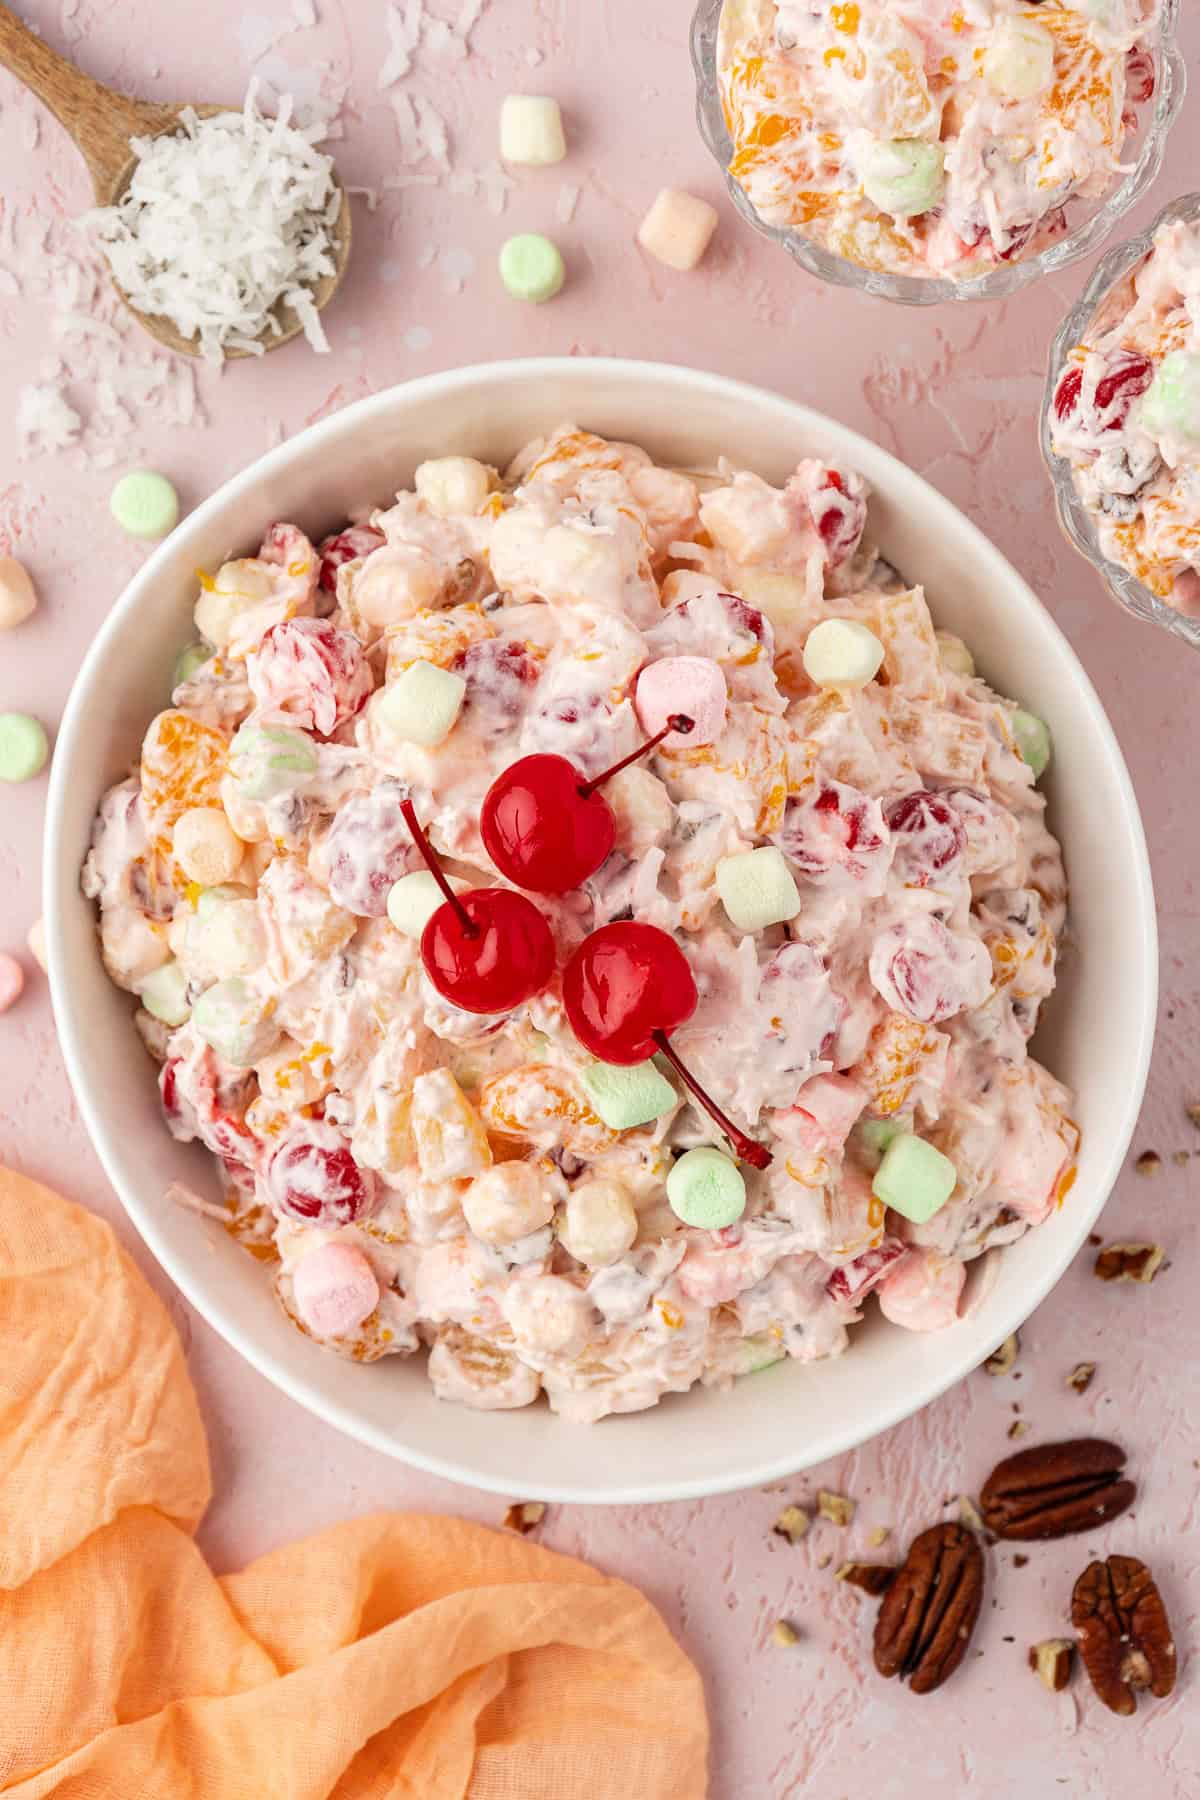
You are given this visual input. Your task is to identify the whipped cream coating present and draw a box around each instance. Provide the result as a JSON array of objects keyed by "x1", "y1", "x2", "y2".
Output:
[
  {"x1": 717, "y1": 0, "x2": 1160, "y2": 280},
  {"x1": 1051, "y1": 215, "x2": 1200, "y2": 615},
  {"x1": 84, "y1": 426, "x2": 1077, "y2": 1421}
]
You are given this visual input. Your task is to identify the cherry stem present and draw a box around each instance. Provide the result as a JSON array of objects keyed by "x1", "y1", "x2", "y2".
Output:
[
  {"x1": 652, "y1": 1030, "x2": 773, "y2": 1171},
  {"x1": 578, "y1": 714, "x2": 694, "y2": 799},
  {"x1": 400, "y1": 798, "x2": 478, "y2": 940}
]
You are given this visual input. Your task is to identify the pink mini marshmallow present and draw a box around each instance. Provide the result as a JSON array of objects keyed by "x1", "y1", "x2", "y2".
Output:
[
  {"x1": 783, "y1": 1074, "x2": 868, "y2": 1154},
  {"x1": 292, "y1": 1241, "x2": 379, "y2": 1339},
  {"x1": 877, "y1": 1250, "x2": 965, "y2": 1332},
  {"x1": 635, "y1": 655, "x2": 727, "y2": 748},
  {"x1": 0, "y1": 953, "x2": 24, "y2": 1013}
]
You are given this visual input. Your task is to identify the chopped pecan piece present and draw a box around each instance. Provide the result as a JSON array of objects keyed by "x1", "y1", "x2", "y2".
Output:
[
  {"x1": 1134, "y1": 1150, "x2": 1161, "y2": 1176},
  {"x1": 1067, "y1": 1362, "x2": 1096, "y2": 1395},
  {"x1": 1187, "y1": 1101, "x2": 1200, "y2": 1129},
  {"x1": 980, "y1": 1439, "x2": 1135, "y2": 1540},
  {"x1": 957, "y1": 1495, "x2": 985, "y2": 1534},
  {"x1": 817, "y1": 1489, "x2": 855, "y2": 1527},
  {"x1": 1072, "y1": 1555, "x2": 1177, "y2": 1716},
  {"x1": 772, "y1": 1504, "x2": 811, "y2": 1545},
  {"x1": 1095, "y1": 1242, "x2": 1165, "y2": 1283},
  {"x1": 502, "y1": 1501, "x2": 547, "y2": 1535},
  {"x1": 837, "y1": 1561, "x2": 897, "y2": 1596},
  {"x1": 984, "y1": 1332, "x2": 1019, "y2": 1376},
  {"x1": 1029, "y1": 1639, "x2": 1075, "y2": 1692},
  {"x1": 868, "y1": 1526, "x2": 891, "y2": 1548},
  {"x1": 873, "y1": 1523, "x2": 984, "y2": 1695},
  {"x1": 1007, "y1": 1420, "x2": 1031, "y2": 1440},
  {"x1": 771, "y1": 1619, "x2": 800, "y2": 1648}
]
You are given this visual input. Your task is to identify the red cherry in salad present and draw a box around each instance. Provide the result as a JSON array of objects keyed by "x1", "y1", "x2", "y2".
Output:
[
  {"x1": 563, "y1": 921, "x2": 773, "y2": 1169},
  {"x1": 481, "y1": 714, "x2": 695, "y2": 894},
  {"x1": 401, "y1": 799, "x2": 555, "y2": 1014}
]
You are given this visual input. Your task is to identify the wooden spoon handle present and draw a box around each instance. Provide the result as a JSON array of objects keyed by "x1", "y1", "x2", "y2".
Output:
[{"x1": 0, "y1": 1, "x2": 177, "y2": 196}]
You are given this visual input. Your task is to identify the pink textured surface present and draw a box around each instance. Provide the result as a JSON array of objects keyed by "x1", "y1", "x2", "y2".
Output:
[{"x1": 2, "y1": 4, "x2": 1198, "y2": 1793}]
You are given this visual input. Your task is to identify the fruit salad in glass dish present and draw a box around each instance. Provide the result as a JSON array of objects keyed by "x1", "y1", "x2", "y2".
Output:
[
  {"x1": 83, "y1": 427, "x2": 1078, "y2": 1422},
  {"x1": 702, "y1": 0, "x2": 1173, "y2": 290},
  {"x1": 1047, "y1": 201, "x2": 1200, "y2": 630}
]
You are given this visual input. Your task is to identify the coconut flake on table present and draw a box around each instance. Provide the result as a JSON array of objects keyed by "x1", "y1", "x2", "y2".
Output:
[{"x1": 81, "y1": 85, "x2": 341, "y2": 363}]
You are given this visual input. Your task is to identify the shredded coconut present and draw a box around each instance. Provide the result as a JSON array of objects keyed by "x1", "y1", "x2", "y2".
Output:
[
  {"x1": 556, "y1": 183, "x2": 580, "y2": 225},
  {"x1": 17, "y1": 383, "x2": 83, "y2": 458},
  {"x1": 83, "y1": 86, "x2": 340, "y2": 363}
]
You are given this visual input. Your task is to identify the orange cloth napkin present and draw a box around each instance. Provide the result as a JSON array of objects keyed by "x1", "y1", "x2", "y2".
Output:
[{"x1": 0, "y1": 1167, "x2": 709, "y2": 1797}]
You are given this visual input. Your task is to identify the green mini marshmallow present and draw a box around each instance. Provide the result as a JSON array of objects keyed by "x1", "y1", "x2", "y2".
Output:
[
  {"x1": 172, "y1": 641, "x2": 211, "y2": 690},
  {"x1": 667, "y1": 1146, "x2": 747, "y2": 1230},
  {"x1": 1011, "y1": 708, "x2": 1051, "y2": 780},
  {"x1": 110, "y1": 469, "x2": 180, "y2": 539},
  {"x1": 499, "y1": 232, "x2": 566, "y2": 303},
  {"x1": 935, "y1": 630, "x2": 975, "y2": 680},
  {"x1": 581, "y1": 1058, "x2": 677, "y2": 1131},
  {"x1": 854, "y1": 1115, "x2": 906, "y2": 1167},
  {"x1": 0, "y1": 712, "x2": 49, "y2": 782},
  {"x1": 138, "y1": 958, "x2": 191, "y2": 1027},
  {"x1": 861, "y1": 138, "x2": 945, "y2": 218},
  {"x1": 230, "y1": 720, "x2": 318, "y2": 800},
  {"x1": 192, "y1": 975, "x2": 278, "y2": 1066},
  {"x1": 1139, "y1": 350, "x2": 1200, "y2": 448},
  {"x1": 872, "y1": 1133, "x2": 958, "y2": 1224}
]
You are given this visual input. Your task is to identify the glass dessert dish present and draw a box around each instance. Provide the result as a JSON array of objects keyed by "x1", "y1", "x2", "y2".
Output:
[
  {"x1": 1043, "y1": 191, "x2": 1200, "y2": 650},
  {"x1": 691, "y1": 0, "x2": 1185, "y2": 307}
]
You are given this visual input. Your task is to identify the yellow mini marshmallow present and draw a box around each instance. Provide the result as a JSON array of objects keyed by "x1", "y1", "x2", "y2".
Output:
[
  {"x1": 414, "y1": 456, "x2": 494, "y2": 517},
  {"x1": 983, "y1": 19, "x2": 1056, "y2": 100},
  {"x1": 716, "y1": 846, "x2": 802, "y2": 932},
  {"x1": 376, "y1": 658, "x2": 466, "y2": 747},
  {"x1": 500, "y1": 94, "x2": 567, "y2": 166},
  {"x1": 386, "y1": 869, "x2": 467, "y2": 937},
  {"x1": 172, "y1": 807, "x2": 244, "y2": 886},
  {"x1": 637, "y1": 188, "x2": 719, "y2": 272},
  {"x1": 803, "y1": 618, "x2": 885, "y2": 688},
  {"x1": 559, "y1": 1177, "x2": 638, "y2": 1268}
]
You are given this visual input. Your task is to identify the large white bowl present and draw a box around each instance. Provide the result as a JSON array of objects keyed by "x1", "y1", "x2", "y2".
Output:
[{"x1": 45, "y1": 359, "x2": 1157, "y2": 1504}]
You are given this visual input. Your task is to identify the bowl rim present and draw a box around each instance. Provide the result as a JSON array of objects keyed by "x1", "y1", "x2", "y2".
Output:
[
  {"x1": 691, "y1": 0, "x2": 1187, "y2": 307},
  {"x1": 1041, "y1": 189, "x2": 1200, "y2": 650},
  {"x1": 44, "y1": 357, "x2": 1159, "y2": 1501}
]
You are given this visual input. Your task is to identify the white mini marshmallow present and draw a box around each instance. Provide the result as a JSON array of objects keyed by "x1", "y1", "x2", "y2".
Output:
[
  {"x1": 500, "y1": 94, "x2": 567, "y2": 166},
  {"x1": 983, "y1": 18, "x2": 1056, "y2": 99},
  {"x1": 292, "y1": 1241, "x2": 380, "y2": 1338},
  {"x1": 635, "y1": 655, "x2": 727, "y2": 747},
  {"x1": 172, "y1": 806, "x2": 244, "y2": 886},
  {"x1": 0, "y1": 556, "x2": 38, "y2": 631},
  {"x1": 803, "y1": 618, "x2": 885, "y2": 688},
  {"x1": 716, "y1": 846, "x2": 802, "y2": 933},
  {"x1": 376, "y1": 659, "x2": 466, "y2": 747},
  {"x1": 386, "y1": 869, "x2": 467, "y2": 937},
  {"x1": 138, "y1": 958, "x2": 192, "y2": 1027},
  {"x1": 637, "y1": 188, "x2": 719, "y2": 272},
  {"x1": 415, "y1": 456, "x2": 494, "y2": 517}
]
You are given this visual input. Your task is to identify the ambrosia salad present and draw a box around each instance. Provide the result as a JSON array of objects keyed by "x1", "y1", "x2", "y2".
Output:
[{"x1": 84, "y1": 426, "x2": 1078, "y2": 1421}]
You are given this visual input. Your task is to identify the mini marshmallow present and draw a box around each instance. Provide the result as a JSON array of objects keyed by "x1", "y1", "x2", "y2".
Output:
[
  {"x1": 191, "y1": 975, "x2": 279, "y2": 1067},
  {"x1": 635, "y1": 655, "x2": 727, "y2": 747},
  {"x1": 172, "y1": 807, "x2": 244, "y2": 886},
  {"x1": 0, "y1": 952, "x2": 25, "y2": 1013},
  {"x1": 715, "y1": 846, "x2": 801, "y2": 933},
  {"x1": 0, "y1": 556, "x2": 38, "y2": 631},
  {"x1": 110, "y1": 469, "x2": 180, "y2": 539},
  {"x1": 1140, "y1": 350, "x2": 1200, "y2": 447},
  {"x1": 983, "y1": 18, "x2": 1056, "y2": 100},
  {"x1": 0, "y1": 713, "x2": 49, "y2": 783},
  {"x1": 872, "y1": 1133, "x2": 958, "y2": 1223},
  {"x1": 803, "y1": 619, "x2": 885, "y2": 688},
  {"x1": 935, "y1": 629, "x2": 975, "y2": 679},
  {"x1": 138, "y1": 958, "x2": 191, "y2": 1027},
  {"x1": 667, "y1": 1146, "x2": 747, "y2": 1230},
  {"x1": 854, "y1": 1115, "x2": 906, "y2": 1168},
  {"x1": 414, "y1": 456, "x2": 494, "y2": 517},
  {"x1": 581, "y1": 1058, "x2": 676, "y2": 1130},
  {"x1": 376, "y1": 659, "x2": 466, "y2": 747},
  {"x1": 637, "y1": 188, "x2": 719, "y2": 272},
  {"x1": 499, "y1": 233, "x2": 566, "y2": 304},
  {"x1": 386, "y1": 869, "x2": 468, "y2": 937},
  {"x1": 27, "y1": 917, "x2": 47, "y2": 971},
  {"x1": 1011, "y1": 709, "x2": 1051, "y2": 779},
  {"x1": 502, "y1": 1273, "x2": 594, "y2": 1355},
  {"x1": 229, "y1": 721, "x2": 318, "y2": 800},
  {"x1": 172, "y1": 642, "x2": 211, "y2": 690},
  {"x1": 558, "y1": 1177, "x2": 638, "y2": 1267},
  {"x1": 463, "y1": 1161, "x2": 555, "y2": 1245},
  {"x1": 184, "y1": 888, "x2": 264, "y2": 981},
  {"x1": 861, "y1": 138, "x2": 945, "y2": 218},
  {"x1": 500, "y1": 94, "x2": 567, "y2": 166},
  {"x1": 292, "y1": 1241, "x2": 379, "y2": 1338}
]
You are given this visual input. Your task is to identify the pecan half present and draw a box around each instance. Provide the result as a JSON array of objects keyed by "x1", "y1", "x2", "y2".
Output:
[
  {"x1": 980, "y1": 1439, "x2": 1135, "y2": 1540},
  {"x1": 873, "y1": 1523, "x2": 984, "y2": 1695},
  {"x1": 1072, "y1": 1555, "x2": 1177, "y2": 1716}
]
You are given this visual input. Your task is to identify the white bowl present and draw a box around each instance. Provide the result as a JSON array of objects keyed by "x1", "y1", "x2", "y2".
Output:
[{"x1": 45, "y1": 359, "x2": 1157, "y2": 1504}]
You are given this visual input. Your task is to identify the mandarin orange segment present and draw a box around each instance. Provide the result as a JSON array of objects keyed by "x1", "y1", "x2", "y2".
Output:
[{"x1": 139, "y1": 710, "x2": 230, "y2": 833}]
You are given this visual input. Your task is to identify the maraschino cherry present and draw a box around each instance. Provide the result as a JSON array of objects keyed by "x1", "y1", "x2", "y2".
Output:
[
  {"x1": 563, "y1": 921, "x2": 772, "y2": 1169},
  {"x1": 481, "y1": 715, "x2": 694, "y2": 894},
  {"x1": 400, "y1": 799, "x2": 555, "y2": 1013}
]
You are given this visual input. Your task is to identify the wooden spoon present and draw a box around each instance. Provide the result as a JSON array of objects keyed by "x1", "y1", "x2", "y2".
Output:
[{"x1": 0, "y1": 1, "x2": 351, "y2": 358}]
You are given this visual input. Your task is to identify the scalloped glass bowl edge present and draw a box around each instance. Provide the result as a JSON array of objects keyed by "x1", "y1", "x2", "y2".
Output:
[{"x1": 691, "y1": 0, "x2": 1186, "y2": 308}]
